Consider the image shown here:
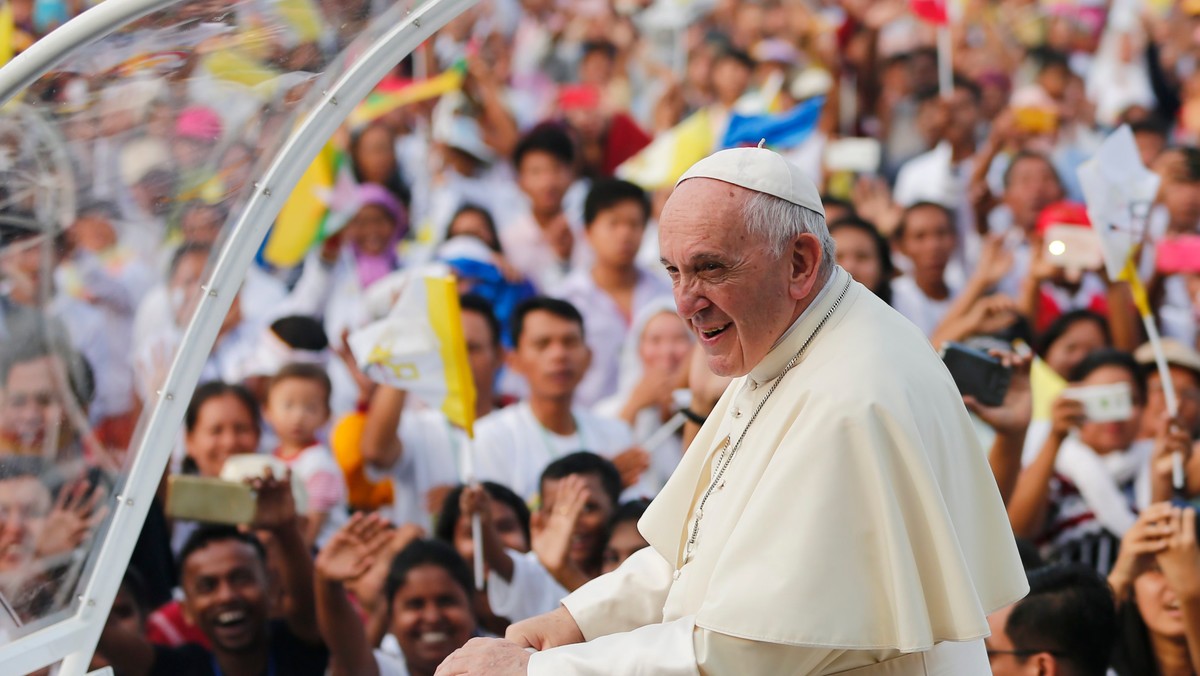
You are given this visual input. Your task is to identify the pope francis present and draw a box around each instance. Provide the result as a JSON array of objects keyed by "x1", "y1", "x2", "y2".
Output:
[{"x1": 436, "y1": 148, "x2": 1028, "y2": 675}]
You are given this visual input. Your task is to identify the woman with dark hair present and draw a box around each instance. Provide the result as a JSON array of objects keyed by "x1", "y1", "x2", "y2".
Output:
[
  {"x1": 829, "y1": 216, "x2": 894, "y2": 306},
  {"x1": 1035, "y1": 309, "x2": 1111, "y2": 380},
  {"x1": 435, "y1": 482, "x2": 531, "y2": 636},
  {"x1": 1109, "y1": 504, "x2": 1200, "y2": 676},
  {"x1": 316, "y1": 515, "x2": 477, "y2": 676},
  {"x1": 1009, "y1": 350, "x2": 1188, "y2": 573},
  {"x1": 182, "y1": 380, "x2": 261, "y2": 477},
  {"x1": 444, "y1": 204, "x2": 502, "y2": 253},
  {"x1": 350, "y1": 122, "x2": 411, "y2": 208}
]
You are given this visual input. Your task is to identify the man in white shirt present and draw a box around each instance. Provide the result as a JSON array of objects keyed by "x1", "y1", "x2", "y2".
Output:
[
  {"x1": 437, "y1": 147, "x2": 1026, "y2": 675},
  {"x1": 555, "y1": 178, "x2": 671, "y2": 406},
  {"x1": 473, "y1": 297, "x2": 648, "y2": 503}
]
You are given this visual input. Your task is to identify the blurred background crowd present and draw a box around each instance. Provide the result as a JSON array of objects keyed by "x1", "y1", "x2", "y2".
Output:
[{"x1": 2, "y1": 0, "x2": 1200, "y2": 674}]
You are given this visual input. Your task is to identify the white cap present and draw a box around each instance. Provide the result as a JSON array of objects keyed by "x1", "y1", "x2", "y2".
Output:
[{"x1": 676, "y1": 146, "x2": 825, "y2": 217}]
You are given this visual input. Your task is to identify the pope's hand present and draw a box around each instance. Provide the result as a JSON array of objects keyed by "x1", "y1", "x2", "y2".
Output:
[
  {"x1": 505, "y1": 606, "x2": 585, "y2": 651},
  {"x1": 435, "y1": 637, "x2": 530, "y2": 676}
]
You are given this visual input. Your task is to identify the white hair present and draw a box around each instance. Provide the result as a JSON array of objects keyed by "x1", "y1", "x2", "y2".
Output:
[{"x1": 741, "y1": 190, "x2": 836, "y2": 272}]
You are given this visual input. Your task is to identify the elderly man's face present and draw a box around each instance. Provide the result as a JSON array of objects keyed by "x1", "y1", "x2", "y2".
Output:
[{"x1": 660, "y1": 179, "x2": 820, "y2": 377}]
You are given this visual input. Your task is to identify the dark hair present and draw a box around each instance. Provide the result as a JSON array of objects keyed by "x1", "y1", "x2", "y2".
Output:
[
  {"x1": 434, "y1": 481, "x2": 531, "y2": 546},
  {"x1": 177, "y1": 525, "x2": 267, "y2": 582},
  {"x1": 580, "y1": 40, "x2": 617, "y2": 61},
  {"x1": 513, "y1": 122, "x2": 575, "y2": 170},
  {"x1": 1112, "y1": 593, "x2": 1159, "y2": 676},
  {"x1": 78, "y1": 200, "x2": 121, "y2": 221},
  {"x1": 459, "y1": 294, "x2": 503, "y2": 348},
  {"x1": 0, "y1": 455, "x2": 46, "y2": 482},
  {"x1": 1129, "y1": 116, "x2": 1169, "y2": 140},
  {"x1": 385, "y1": 539, "x2": 475, "y2": 611},
  {"x1": 511, "y1": 296, "x2": 585, "y2": 346},
  {"x1": 349, "y1": 122, "x2": 411, "y2": 207},
  {"x1": 0, "y1": 321, "x2": 95, "y2": 406},
  {"x1": 916, "y1": 75, "x2": 981, "y2": 104},
  {"x1": 1015, "y1": 537, "x2": 1045, "y2": 571},
  {"x1": 268, "y1": 362, "x2": 332, "y2": 405},
  {"x1": 819, "y1": 195, "x2": 856, "y2": 219},
  {"x1": 828, "y1": 216, "x2": 894, "y2": 306},
  {"x1": 180, "y1": 199, "x2": 228, "y2": 224},
  {"x1": 1035, "y1": 310, "x2": 1110, "y2": 359},
  {"x1": 120, "y1": 566, "x2": 151, "y2": 618},
  {"x1": 714, "y1": 46, "x2": 755, "y2": 70},
  {"x1": 168, "y1": 241, "x2": 212, "y2": 280},
  {"x1": 1167, "y1": 146, "x2": 1200, "y2": 183},
  {"x1": 584, "y1": 179, "x2": 650, "y2": 227},
  {"x1": 1003, "y1": 151, "x2": 1063, "y2": 192},
  {"x1": 447, "y1": 203, "x2": 501, "y2": 253},
  {"x1": 184, "y1": 381, "x2": 261, "y2": 434},
  {"x1": 1066, "y1": 349, "x2": 1145, "y2": 401},
  {"x1": 269, "y1": 315, "x2": 329, "y2": 352},
  {"x1": 611, "y1": 498, "x2": 651, "y2": 528},
  {"x1": 1006, "y1": 563, "x2": 1117, "y2": 676},
  {"x1": 894, "y1": 201, "x2": 954, "y2": 240},
  {"x1": 539, "y1": 452, "x2": 622, "y2": 508},
  {"x1": 1035, "y1": 48, "x2": 1071, "y2": 74}
]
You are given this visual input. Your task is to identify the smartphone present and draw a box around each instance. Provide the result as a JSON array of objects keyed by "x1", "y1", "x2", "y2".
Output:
[
  {"x1": 824, "y1": 138, "x2": 882, "y2": 175},
  {"x1": 1062, "y1": 382, "x2": 1134, "y2": 423},
  {"x1": 1156, "y1": 235, "x2": 1200, "y2": 275},
  {"x1": 1044, "y1": 224, "x2": 1104, "y2": 272},
  {"x1": 942, "y1": 342, "x2": 1012, "y2": 407},
  {"x1": 166, "y1": 475, "x2": 257, "y2": 525}
]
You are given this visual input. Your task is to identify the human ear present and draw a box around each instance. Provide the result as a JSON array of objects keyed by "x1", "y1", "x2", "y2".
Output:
[{"x1": 788, "y1": 233, "x2": 823, "y2": 301}]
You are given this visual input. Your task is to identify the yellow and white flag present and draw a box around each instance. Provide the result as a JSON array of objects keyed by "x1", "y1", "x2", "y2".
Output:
[
  {"x1": 615, "y1": 107, "x2": 715, "y2": 191},
  {"x1": 347, "y1": 267, "x2": 477, "y2": 435}
]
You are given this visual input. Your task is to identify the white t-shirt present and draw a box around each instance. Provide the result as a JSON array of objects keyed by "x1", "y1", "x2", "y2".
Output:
[
  {"x1": 374, "y1": 650, "x2": 410, "y2": 676},
  {"x1": 487, "y1": 549, "x2": 568, "y2": 623},
  {"x1": 274, "y1": 444, "x2": 348, "y2": 548},
  {"x1": 364, "y1": 409, "x2": 467, "y2": 529},
  {"x1": 889, "y1": 276, "x2": 957, "y2": 338},
  {"x1": 473, "y1": 402, "x2": 633, "y2": 502}
]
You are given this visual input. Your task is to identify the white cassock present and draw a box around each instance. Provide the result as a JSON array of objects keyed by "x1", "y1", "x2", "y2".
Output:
[{"x1": 526, "y1": 265, "x2": 1028, "y2": 675}]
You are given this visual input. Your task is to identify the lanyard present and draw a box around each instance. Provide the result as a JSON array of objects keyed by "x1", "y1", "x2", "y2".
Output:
[{"x1": 530, "y1": 404, "x2": 587, "y2": 461}]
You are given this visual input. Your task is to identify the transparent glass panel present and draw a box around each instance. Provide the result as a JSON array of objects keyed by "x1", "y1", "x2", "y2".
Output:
[{"x1": 0, "y1": 0, "x2": 420, "y2": 646}]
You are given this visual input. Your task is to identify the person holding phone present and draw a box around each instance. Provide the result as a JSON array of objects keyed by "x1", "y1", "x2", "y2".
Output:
[{"x1": 1008, "y1": 350, "x2": 1187, "y2": 573}]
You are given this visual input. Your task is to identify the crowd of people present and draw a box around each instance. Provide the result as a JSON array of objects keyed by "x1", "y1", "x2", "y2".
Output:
[{"x1": 2, "y1": 0, "x2": 1200, "y2": 673}]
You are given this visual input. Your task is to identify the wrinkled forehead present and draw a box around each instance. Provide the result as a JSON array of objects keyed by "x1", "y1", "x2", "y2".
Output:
[{"x1": 659, "y1": 179, "x2": 755, "y2": 252}]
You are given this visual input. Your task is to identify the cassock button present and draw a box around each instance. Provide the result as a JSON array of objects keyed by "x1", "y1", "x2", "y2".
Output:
[
  {"x1": 749, "y1": 381, "x2": 758, "y2": 390},
  {"x1": 733, "y1": 408, "x2": 742, "y2": 418}
]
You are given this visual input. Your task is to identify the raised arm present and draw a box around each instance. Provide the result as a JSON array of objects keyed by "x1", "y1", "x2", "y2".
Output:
[
  {"x1": 361, "y1": 385, "x2": 407, "y2": 471},
  {"x1": 314, "y1": 513, "x2": 395, "y2": 676},
  {"x1": 249, "y1": 470, "x2": 321, "y2": 644}
]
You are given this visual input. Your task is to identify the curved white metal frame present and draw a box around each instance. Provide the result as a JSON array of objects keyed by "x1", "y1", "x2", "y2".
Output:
[{"x1": 0, "y1": 0, "x2": 479, "y2": 672}]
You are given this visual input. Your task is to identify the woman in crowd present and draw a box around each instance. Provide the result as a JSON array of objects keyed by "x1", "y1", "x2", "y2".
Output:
[
  {"x1": 435, "y1": 482, "x2": 531, "y2": 636},
  {"x1": 1037, "y1": 310, "x2": 1112, "y2": 380},
  {"x1": 1109, "y1": 504, "x2": 1200, "y2": 675},
  {"x1": 595, "y1": 299, "x2": 693, "y2": 494},
  {"x1": 316, "y1": 515, "x2": 477, "y2": 676},
  {"x1": 1009, "y1": 350, "x2": 1189, "y2": 573},
  {"x1": 829, "y1": 216, "x2": 895, "y2": 306},
  {"x1": 351, "y1": 122, "x2": 411, "y2": 208},
  {"x1": 180, "y1": 380, "x2": 261, "y2": 478}
]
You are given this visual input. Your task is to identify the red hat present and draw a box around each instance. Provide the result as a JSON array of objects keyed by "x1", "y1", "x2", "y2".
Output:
[
  {"x1": 558, "y1": 84, "x2": 601, "y2": 112},
  {"x1": 1036, "y1": 201, "x2": 1090, "y2": 236}
]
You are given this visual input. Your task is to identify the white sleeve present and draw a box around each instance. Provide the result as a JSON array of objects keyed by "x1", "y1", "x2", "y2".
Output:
[
  {"x1": 486, "y1": 550, "x2": 567, "y2": 622},
  {"x1": 527, "y1": 618, "x2": 850, "y2": 676},
  {"x1": 560, "y1": 546, "x2": 672, "y2": 640},
  {"x1": 271, "y1": 251, "x2": 336, "y2": 320},
  {"x1": 373, "y1": 650, "x2": 409, "y2": 676}
]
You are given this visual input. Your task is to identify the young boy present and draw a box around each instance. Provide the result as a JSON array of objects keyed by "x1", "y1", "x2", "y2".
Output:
[
  {"x1": 556, "y1": 178, "x2": 670, "y2": 405},
  {"x1": 499, "y1": 123, "x2": 584, "y2": 292},
  {"x1": 263, "y1": 362, "x2": 347, "y2": 549}
]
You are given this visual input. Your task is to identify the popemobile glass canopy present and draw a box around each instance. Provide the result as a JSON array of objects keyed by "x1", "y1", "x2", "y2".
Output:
[{"x1": 0, "y1": 0, "x2": 478, "y2": 672}]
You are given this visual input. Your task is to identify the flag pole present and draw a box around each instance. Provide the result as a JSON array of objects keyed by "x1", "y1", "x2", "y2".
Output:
[
  {"x1": 460, "y1": 436, "x2": 486, "y2": 590},
  {"x1": 937, "y1": 24, "x2": 952, "y2": 98}
]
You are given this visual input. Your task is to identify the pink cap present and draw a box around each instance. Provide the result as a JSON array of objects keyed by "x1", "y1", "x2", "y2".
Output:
[{"x1": 175, "y1": 106, "x2": 222, "y2": 141}]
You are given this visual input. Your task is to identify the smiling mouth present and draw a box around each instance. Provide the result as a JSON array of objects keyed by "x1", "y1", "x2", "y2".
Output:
[
  {"x1": 419, "y1": 631, "x2": 450, "y2": 644},
  {"x1": 214, "y1": 609, "x2": 248, "y2": 627},
  {"x1": 698, "y1": 324, "x2": 731, "y2": 340}
]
